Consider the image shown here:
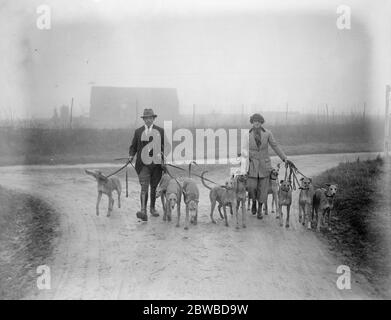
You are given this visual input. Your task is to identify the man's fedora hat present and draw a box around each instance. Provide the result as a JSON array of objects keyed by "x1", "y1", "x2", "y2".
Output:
[{"x1": 141, "y1": 108, "x2": 158, "y2": 118}]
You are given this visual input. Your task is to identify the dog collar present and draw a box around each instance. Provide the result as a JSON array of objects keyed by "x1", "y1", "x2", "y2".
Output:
[
  {"x1": 299, "y1": 187, "x2": 309, "y2": 190},
  {"x1": 270, "y1": 178, "x2": 277, "y2": 180}
]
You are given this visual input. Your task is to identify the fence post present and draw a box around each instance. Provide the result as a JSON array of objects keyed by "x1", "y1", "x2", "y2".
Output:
[
  {"x1": 126, "y1": 169, "x2": 128, "y2": 198},
  {"x1": 384, "y1": 85, "x2": 391, "y2": 160},
  {"x1": 192, "y1": 104, "x2": 196, "y2": 128}
]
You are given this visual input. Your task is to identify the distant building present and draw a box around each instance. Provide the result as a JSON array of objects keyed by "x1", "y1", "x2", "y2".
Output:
[
  {"x1": 89, "y1": 86, "x2": 180, "y2": 127},
  {"x1": 59, "y1": 105, "x2": 69, "y2": 122}
]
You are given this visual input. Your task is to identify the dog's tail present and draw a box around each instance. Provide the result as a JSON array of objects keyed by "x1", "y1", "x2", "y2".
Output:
[
  {"x1": 201, "y1": 171, "x2": 212, "y2": 190},
  {"x1": 188, "y1": 161, "x2": 197, "y2": 178}
]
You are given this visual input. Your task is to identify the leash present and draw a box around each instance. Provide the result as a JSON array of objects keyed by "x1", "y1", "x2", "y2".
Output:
[
  {"x1": 283, "y1": 161, "x2": 300, "y2": 191},
  {"x1": 159, "y1": 153, "x2": 223, "y2": 187},
  {"x1": 106, "y1": 159, "x2": 132, "y2": 178},
  {"x1": 160, "y1": 153, "x2": 184, "y2": 192},
  {"x1": 282, "y1": 160, "x2": 312, "y2": 191}
]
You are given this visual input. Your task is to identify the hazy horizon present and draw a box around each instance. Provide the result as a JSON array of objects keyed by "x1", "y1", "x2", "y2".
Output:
[{"x1": 0, "y1": 0, "x2": 389, "y2": 119}]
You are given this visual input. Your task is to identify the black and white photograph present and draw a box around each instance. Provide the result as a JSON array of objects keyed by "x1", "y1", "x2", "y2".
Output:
[{"x1": 0, "y1": 0, "x2": 390, "y2": 304}]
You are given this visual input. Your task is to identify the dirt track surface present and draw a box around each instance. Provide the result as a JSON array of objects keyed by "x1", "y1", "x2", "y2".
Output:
[{"x1": 0, "y1": 152, "x2": 380, "y2": 299}]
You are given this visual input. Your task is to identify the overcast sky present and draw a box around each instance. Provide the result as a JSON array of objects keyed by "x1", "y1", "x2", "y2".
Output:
[{"x1": 0, "y1": 0, "x2": 389, "y2": 118}]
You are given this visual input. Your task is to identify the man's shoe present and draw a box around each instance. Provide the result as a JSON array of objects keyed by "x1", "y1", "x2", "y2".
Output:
[
  {"x1": 150, "y1": 208, "x2": 159, "y2": 217},
  {"x1": 136, "y1": 211, "x2": 148, "y2": 221}
]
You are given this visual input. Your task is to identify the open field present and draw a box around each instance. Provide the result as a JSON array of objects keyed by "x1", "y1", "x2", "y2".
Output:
[
  {"x1": 0, "y1": 152, "x2": 383, "y2": 299},
  {"x1": 0, "y1": 121, "x2": 383, "y2": 166}
]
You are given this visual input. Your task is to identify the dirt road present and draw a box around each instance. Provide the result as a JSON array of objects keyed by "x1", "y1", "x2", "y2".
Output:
[{"x1": 0, "y1": 152, "x2": 380, "y2": 299}]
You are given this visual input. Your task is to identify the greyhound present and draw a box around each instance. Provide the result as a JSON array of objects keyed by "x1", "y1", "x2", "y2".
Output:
[
  {"x1": 181, "y1": 161, "x2": 200, "y2": 230},
  {"x1": 298, "y1": 177, "x2": 314, "y2": 229},
  {"x1": 156, "y1": 169, "x2": 172, "y2": 220},
  {"x1": 201, "y1": 171, "x2": 236, "y2": 227},
  {"x1": 182, "y1": 178, "x2": 199, "y2": 230},
  {"x1": 85, "y1": 169, "x2": 121, "y2": 217},
  {"x1": 264, "y1": 164, "x2": 281, "y2": 216},
  {"x1": 235, "y1": 174, "x2": 247, "y2": 229},
  {"x1": 278, "y1": 179, "x2": 292, "y2": 228},
  {"x1": 312, "y1": 184, "x2": 338, "y2": 232},
  {"x1": 165, "y1": 178, "x2": 182, "y2": 226}
]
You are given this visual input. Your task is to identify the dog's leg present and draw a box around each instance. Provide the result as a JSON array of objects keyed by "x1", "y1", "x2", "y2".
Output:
[
  {"x1": 218, "y1": 204, "x2": 224, "y2": 219},
  {"x1": 306, "y1": 204, "x2": 312, "y2": 229},
  {"x1": 162, "y1": 195, "x2": 167, "y2": 221},
  {"x1": 264, "y1": 198, "x2": 268, "y2": 215},
  {"x1": 235, "y1": 202, "x2": 239, "y2": 229},
  {"x1": 298, "y1": 204, "x2": 303, "y2": 224},
  {"x1": 176, "y1": 201, "x2": 181, "y2": 228},
  {"x1": 222, "y1": 205, "x2": 229, "y2": 227},
  {"x1": 242, "y1": 199, "x2": 246, "y2": 228},
  {"x1": 279, "y1": 205, "x2": 283, "y2": 226},
  {"x1": 96, "y1": 191, "x2": 102, "y2": 216},
  {"x1": 247, "y1": 195, "x2": 250, "y2": 212},
  {"x1": 316, "y1": 209, "x2": 323, "y2": 232},
  {"x1": 325, "y1": 208, "x2": 331, "y2": 230},
  {"x1": 117, "y1": 189, "x2": 121, "y2": 208},
  {"x1": 210, "y1": 200, "x2": 217, "y2": 224},
  {"x1": 167, "y1": 203, "x2": 172, "y2": 222},
  {"x1": 311, "y1": 204, "x2": 315, "y2": 225},
  {"x1": 302, "y1": 204, "x2": 307, "y2": 226},
  {"x1": 195, "y1": 208, "x2": 198, "y2": 225},
  {"x1": 107, "y1": 195, "x2": 113, "y2": 217},
  {"x1": 273, "y1": 192, "x2": 278, "y2": 213},
  {"x1": 184, "y1": 206, "x2": 189, "y2": 230},
  {"x1": 285, "y1": 205, "x2": 290, "y2": 228},
  {"x1": 229, "y1": 203, "x2": 234, "y2": 216},
  {"x1": 275, "y1": 196, "x2": 280, "y2": 219},
  {"x1": 327, "y1": 209, "x2": 332, "y2": 230}
]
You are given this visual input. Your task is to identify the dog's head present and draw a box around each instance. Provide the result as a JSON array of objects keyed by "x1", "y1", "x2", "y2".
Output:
[
  {"x1": 279, "y1": 180, "x2": 291, "y2": 192},
  {"x1": 269, "y1": 163, "x2": 280, "y2": 180},
  {"x1": 224, "y1": 176, "x2": 235, "y2": 190},
  {"x1": 85, "y1": 169, "x2": 108, "y2": 182},
  {"x1": 167, "y1": 193, "x2": 178, "y2": 210},
  {"x1": 156, "y1": 173, "x2": 171, "y2": 198},
  {"x1": 299, "y1": 177, "x2": 312, "y2": 190},
  {"x1": 187, "y1": 199, "x2": 199, "y2": 219},
  {"x1": 325, "y1": 184, "x2": 338, "y2": 197},
  {"x1": 235, "y1": 174, "x2": 247, "y2": 184}
]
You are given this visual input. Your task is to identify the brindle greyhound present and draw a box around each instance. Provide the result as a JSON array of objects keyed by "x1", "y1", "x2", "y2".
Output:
[
  {"x1": 298, "y1": 177, "x2": 314, "y2": 229},
  {"x1": 156, "y1": 167, "x2": 173, "y2": 220},
  {"x1": 201, "y1": 171, "x2": 236, "y2": 227},
  {"x1": 235, "y1": 174, "x2": 247, "y2": 229},
  {"x1": 182, "y1": 161, "x2": 200, "y2": 230},
  {"x1": 312, "y1": 184, "x2": 338, "y2": 232},
  {"x1": 278, "y1": 179, "x2": 292, "y2": 228},
  {"x1": 264, "y1": 164, "x2": 280, "y2": 216}
]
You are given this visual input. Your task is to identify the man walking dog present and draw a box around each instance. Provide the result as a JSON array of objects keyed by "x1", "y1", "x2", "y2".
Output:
[
  {"x1": 241, "y1": 113, "x2": 294, "y2": 219},
  {"x1": 129, "y1": 108, "x2": 168, "y2": 221}
]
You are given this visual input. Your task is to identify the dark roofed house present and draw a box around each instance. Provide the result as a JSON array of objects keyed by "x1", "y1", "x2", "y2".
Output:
[{"x1": 90, "y1": 86, "x2": 179, "y2": 127}]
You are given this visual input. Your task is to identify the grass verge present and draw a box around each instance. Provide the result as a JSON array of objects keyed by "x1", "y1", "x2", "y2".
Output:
[
  {"x1": 0, "y1": 187, "x2": 60, "y2": 299},
  {"x1": 313, "y1": 156, "x2": 390, "y2": 298}
]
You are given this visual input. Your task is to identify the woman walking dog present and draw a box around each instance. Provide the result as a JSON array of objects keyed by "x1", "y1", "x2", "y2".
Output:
[{"x1": 241, "y1": 113, "x2": 294, "y2": 219}]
